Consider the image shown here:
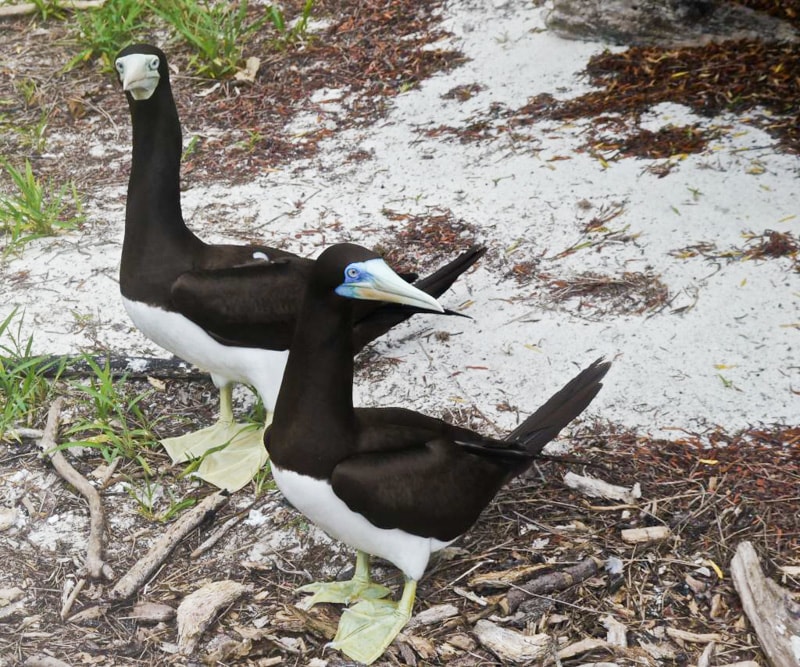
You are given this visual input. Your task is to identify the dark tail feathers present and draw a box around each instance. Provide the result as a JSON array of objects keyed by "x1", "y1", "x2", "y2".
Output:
[
  {"x1": 507, "y1": 358, "x2": 611, "y2": 456},
  {"x1": 352, "y1": 246, "x2": 486, "y2": 351}
]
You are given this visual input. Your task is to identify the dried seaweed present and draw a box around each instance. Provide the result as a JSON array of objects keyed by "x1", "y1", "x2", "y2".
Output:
[
  {"x1": 420, "y1": 36, "x2": 800, "y2": 157},
  {"x1": 671, "y1": 229, "x2": 800, "y2": 271},
  {"x1": 546, "y1": 270, "x2": 671, "y2": 315},
  {"x1": 379, "y1": 206, "x2": 482, "y2": 268}
]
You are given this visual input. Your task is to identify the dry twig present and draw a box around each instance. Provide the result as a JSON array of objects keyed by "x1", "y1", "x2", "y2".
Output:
[
  {"x1": 60, "y1": 577, "x2": 85, "y2": 621},
  {"x1": 563, "y1": 471, "x2": 641, "y2": 503},
  {"x1": 111, "y1": 490, "x2": 230, "y2": 599},
  {"x1": 190, "y1": 506, "x2": 251, "y2": 559},
  {"x1": 506, "y1": 556, "x2": 604, "y2": 613},
  {"x1": 39, "y1": 398, "x2": 112, "y2": 581}
]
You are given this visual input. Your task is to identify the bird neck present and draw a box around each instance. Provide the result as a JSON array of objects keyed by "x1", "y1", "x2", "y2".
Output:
[
  {"x1": 268, "y1": 287, "x2": 357, "y2": 478},
  {"x1": 120, "y1": 88, "x2": 202, "y2": 301},
  {"x1": 123, "y1": 89, "x2": 194, "y2": 250}
]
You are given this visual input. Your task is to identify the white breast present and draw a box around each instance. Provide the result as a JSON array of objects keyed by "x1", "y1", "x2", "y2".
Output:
[
  {"x1": 122, "y1": 297, "x2": 288, "y2": 410},
  {"x1": 271, "y1": 464, "x2": 454, "y2": 581}
]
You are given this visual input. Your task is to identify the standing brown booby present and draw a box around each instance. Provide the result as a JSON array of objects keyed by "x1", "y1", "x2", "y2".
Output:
[
  {"x1": 114, "y1": 44, "x2": 485, "y2": 491},
  {"x1": 265, "y1": 242, "x2": 610, "y2": 664}
]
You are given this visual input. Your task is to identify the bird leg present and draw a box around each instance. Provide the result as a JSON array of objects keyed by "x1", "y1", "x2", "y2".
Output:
[
  {"x1": 297, "y1": 551, "x2": 391, "y2": 606},
  {"x1": 330, "y1": 577, "x2": 416, "y2": 665},
  {"x1": 160, "y1": 384, "x2": 269, "y2": 492}
]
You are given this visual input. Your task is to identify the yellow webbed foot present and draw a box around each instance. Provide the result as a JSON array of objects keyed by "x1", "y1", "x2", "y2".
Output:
[
  {"x1": 162, "y1": 421, "x2": 267, "y2": 492},
  {"x1": 330, "y1": 579, "x2": 416, "y2": 665},
  {"x1": 297, "y1": 551, "x2": 391, "y2": 606},
  {"x1": 297, "y1": 579, "x2": 392, "y2": 607}
]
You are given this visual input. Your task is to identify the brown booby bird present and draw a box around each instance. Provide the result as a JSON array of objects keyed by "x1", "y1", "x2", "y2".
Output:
[
  {"x1": 114, "y1": 44, "x2": 485, "y2": 490},
  {"x1": 265, "y1": 242, "x2": 610, "y2": 664}
]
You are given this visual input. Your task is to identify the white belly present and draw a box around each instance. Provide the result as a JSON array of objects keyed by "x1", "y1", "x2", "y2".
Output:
[
  {"x1": 122, "y1": 297, "x2": 288, "y2": 410},
  {"x1": 271, "y1": 464, "x2": 454, "y2": 581}
]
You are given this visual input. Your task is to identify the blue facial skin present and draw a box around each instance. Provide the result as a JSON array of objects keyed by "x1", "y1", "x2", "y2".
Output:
[{"x1": 335, "y1": 260, "x2": 381, "y2": 299}]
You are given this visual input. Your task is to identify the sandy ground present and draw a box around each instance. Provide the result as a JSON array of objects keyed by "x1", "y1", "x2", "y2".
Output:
[
  {"x1": 1, "y1": 1, "x2": 797, "y2": 443},
  {"x1": 1, "y1": 2, "x2": 798, "y2": 666}
]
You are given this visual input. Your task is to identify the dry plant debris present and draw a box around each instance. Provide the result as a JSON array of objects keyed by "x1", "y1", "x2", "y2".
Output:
[
  {"x1": 736, "y1": 0, "x2": 800, "y2": 23},
  {"x1": 0, "y1": 0, "x2": 465, "y2": 190},
  {"x1": 572, "y1": 39, "x2": 800, "y2": 153},
  {"x1": 422, "y1": 28, "x2": 800, "y2": 157},
  {"x1": 1, "y1": 2, "x2": 798, "y2": 665},
  {"x1": 589, "y1": 124, "x2": 719, "y2": 161},
  {"x1": 671, "y1": 228, "x2": 800, "y2": 271},
  {"x1": 743, "y1": 229, "x2": 799, "y2": 262},
  {"x1": 1, "y1": 385, "x2": 798, "y2": 665},
  {"x1": 379, "y1": 207, "x2": 482, "y2": 268},
  {"x1": 545, "y1": 270, "x2": 672, "y2": 316}
]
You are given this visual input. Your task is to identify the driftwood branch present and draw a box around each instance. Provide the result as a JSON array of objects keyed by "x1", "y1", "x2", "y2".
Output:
[
  {"x1": 563, "y1": 471, "x2": 641, "y2": 504},
  {"x1": 620, "y1": 525, "x2": 671, "y2": 544},
  {"x1": 506, "y1": 556, "x2": 604, "y2": 613},
  {"x1": 177, "y1": 580, "x2": 249, "y2": 654},
  {"x1": 730, "y1": 541, "x2": 800, "y2": 667},
  {"x1": 39, "y1": 398, "x2": 112, "y2": 581},
  {"x1": 111, "y1": 491, "x2": 230, "y2": 600},
  {"x1": 0, "y1": 0, "x2": 104, "y2": 18}
]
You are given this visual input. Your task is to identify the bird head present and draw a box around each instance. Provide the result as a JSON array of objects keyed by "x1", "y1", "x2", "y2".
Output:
[
  {"x1": 114, "y1": 44, "x2": 167, "y2": 101},
  {"x1": 318, "y1": 244, "x2": 445, "y2": 313}
]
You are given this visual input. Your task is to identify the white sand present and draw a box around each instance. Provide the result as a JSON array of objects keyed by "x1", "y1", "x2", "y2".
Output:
[{"x1": 2, "y1": 0, "x2": 797, "y2": 439}]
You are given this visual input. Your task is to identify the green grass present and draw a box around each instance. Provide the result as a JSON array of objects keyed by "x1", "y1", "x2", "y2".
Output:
[
  {"x1": 0, "y1": 159, "x2": 84, "y2": 255},
  {"x1": 27, "y1": 0, "x2": 69, "y2": 21},
  {"x1": 62, "y1": 355, "x2": 159, "y2": 468},
  {"x1": 13, "y1": 110, "x2": 50, "y2": 153},
  {"x1": 252, "y1": 461, "x2": 277, "y2": 496},
  {"x1": 124, "y1": 477, "x2": 197, "y2": 521},
  {"x1": 0, "y1": 312, "x2": 157, "y2": 467},
  {"x1": 149, "y1": 0, "x2": 268, "y2": 78},
  {"x1": 67, "y1": 0, "x2": 152, "y2": 72},
  {"x1": 14, "y1": 78, "x2": 39, "y2": 107},
  {"x1": 66, "y1": 0, "x2": 316, "y2": 78},
  {"x1": 0, "y1": 311, "x2": 193, "y2": 522},
  {"x1": 0, "y1": 309, "x2": 64, "y2": 439},
  {"x1": 268, "y1": 0, "x2": 316, "y2": 46}
]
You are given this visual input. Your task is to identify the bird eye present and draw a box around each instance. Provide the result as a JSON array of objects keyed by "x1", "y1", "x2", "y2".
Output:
[
  {"x1": 345, "y1": 267, "x2": 360, "y2": 280},
  {"x1": 115, "y1": 61, "x2": 124, "y2": 72},
  {"x1": 148, "y1": 56, "x2": 159, "y2": 71}
]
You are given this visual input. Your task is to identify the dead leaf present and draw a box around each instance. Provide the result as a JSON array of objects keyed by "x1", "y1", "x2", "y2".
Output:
[{"x1": 234, "y1": 56, "x2": 261, "y2": 83}]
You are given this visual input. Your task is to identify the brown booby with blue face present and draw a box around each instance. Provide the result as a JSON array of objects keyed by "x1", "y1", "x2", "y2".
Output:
[
  {"x1": 265, "y1": 242, "x2": 611, "y2": 664},
  {"x1": 113, "y1": 44, "x2": 486, "y2": 491}
]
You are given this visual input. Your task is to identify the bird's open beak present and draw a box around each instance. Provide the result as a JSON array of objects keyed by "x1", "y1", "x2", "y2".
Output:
[{"x1": 337, "y1": 259, "x2": 445, "y2": 313}]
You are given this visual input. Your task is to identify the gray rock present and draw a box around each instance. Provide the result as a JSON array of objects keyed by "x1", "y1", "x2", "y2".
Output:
[{"x1": 546, "y1": 0, "x2": 798, "y2": 46}]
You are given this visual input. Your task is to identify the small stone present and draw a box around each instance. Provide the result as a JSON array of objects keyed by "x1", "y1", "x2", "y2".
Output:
[
  {"x1": 0, "y1": 507, "x2": 18, "y2": 531},
  {"x1": 0, "y1": 587, "x2": 24, "y2": 605}
]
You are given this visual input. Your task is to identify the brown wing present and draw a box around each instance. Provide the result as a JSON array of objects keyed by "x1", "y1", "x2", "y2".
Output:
[{"x1": 170, "y1": 257, "x2": 311, "y2": 349}]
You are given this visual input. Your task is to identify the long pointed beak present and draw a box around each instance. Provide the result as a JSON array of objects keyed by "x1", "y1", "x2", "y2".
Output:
[
  {"x1": 116, "y1": 53, "x2": 160, "y2": 100},
  {"x1": 337, "y1": 259, "x2": 445, "y2": 313}
]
